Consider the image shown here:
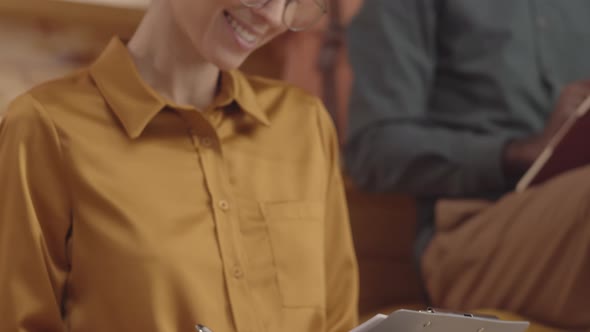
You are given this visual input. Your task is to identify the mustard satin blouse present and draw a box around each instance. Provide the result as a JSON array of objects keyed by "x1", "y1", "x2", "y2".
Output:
[{"x1": 0, "y1": 38, "x2": 358, "y2": 332}]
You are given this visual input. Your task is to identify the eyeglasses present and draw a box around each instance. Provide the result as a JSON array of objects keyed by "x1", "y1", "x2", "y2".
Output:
[{"x1": 240, "y1": 0, "x2": 327, "y2": 31}]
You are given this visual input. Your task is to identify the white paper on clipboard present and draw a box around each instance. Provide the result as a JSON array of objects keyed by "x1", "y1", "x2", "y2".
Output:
[{"x1": 350, "y1": 309, "x2": 529, "y2": 332}]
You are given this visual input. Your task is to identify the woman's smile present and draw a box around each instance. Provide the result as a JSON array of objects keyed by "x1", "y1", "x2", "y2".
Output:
[{"x1": 223, "y1": 10, "x2": 263, "y2": 50}]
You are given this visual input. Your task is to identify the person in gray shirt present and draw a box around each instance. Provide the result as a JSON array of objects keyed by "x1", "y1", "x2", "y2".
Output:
[{"x1": 345, "y1": 0, "x2": 590, "y2": 329}]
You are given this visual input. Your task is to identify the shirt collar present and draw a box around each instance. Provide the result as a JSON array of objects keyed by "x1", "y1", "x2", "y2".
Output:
[
  {"x1": 218, "y1": 70, "x2": 270, "y2": 127},
  {"x1": 89, "y1": 37, "x2": 269, "y2": 139}
]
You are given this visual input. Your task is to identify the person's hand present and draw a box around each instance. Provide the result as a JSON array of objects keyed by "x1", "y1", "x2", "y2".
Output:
[
  {"x1": 543, "y1": 79, "x2": 590, "y2": 139},
  {"x1": 503, "y1": 80, "x2": 590, "y2": 181}
]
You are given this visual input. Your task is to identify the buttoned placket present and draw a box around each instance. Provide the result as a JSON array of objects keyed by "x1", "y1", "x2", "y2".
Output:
[{"x1": 183, "y1": 109, "x2": 263, "y2": 332}]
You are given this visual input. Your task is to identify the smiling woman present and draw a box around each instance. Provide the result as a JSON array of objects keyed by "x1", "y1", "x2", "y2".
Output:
[{"x1": 0, "y1": 1, "x2": 358, "y2": 332}]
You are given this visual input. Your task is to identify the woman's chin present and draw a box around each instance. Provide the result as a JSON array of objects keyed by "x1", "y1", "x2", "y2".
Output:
[{"x1": 212, "y1": 52, "x2": 249, "y2": 71}]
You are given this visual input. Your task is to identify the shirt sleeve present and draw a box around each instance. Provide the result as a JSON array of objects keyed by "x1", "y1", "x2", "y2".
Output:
[
  {"x1": 344, "y1": 0, "x2": 509, "y2": 197},
  {"x1": 0, "y1": 94, "x2": 71, "y2": 331},
  {"x1": 314, "y1": 98, "x2": 359, "y2": 332}
]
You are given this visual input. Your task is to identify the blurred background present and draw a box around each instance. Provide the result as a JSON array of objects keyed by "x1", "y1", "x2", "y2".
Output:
[{"x1": 0, "y1": 0, "x2": 140, "y2": 108}]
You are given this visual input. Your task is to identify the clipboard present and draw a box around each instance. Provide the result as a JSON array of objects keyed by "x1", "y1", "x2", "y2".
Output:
[
  {"x1": 351, "y1": 309, "x2": 529, "y2": 332},
  {"x1": 516, "y1": 94, "x2": 590, "y2": 191}
]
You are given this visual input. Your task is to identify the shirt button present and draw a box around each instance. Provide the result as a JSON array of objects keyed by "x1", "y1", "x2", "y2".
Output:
[
  {"x1": 232, "y1": 266, "x2": 244, "y2": 279},
  {"x1": 218, "y1": 200, "x2": 230, "y2": 211},
  {"x1": 201, "y1": 137, "x2": 213, "y2": 148}
]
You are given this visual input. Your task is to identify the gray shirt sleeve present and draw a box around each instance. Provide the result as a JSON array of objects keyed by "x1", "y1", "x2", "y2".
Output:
[{"x1": 345, "y1": 0, "x2": 510, "y2": 197}]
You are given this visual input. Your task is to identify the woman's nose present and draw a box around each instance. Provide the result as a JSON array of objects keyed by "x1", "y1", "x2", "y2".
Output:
[{"x1": 250, "y1": 0, "x2": 286, "y2": 28}]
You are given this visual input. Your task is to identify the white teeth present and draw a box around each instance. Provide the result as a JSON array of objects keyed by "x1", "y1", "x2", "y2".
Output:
[{"x1": 225, "y1": 13, "x2": 257, "y2": 44}]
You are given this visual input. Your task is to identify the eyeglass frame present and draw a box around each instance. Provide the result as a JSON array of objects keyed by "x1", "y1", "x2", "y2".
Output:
[{"x1": 239, "y1": 0, "x2": 328, "y2": 31}]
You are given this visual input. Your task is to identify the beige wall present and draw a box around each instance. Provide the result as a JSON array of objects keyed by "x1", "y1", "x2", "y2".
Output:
[
  {"x1": 0, "y1": 17, "x2": 110, "y2": 109},
  {"x1": 0, "y1": 0, "x2": 144, "y2": 110}
]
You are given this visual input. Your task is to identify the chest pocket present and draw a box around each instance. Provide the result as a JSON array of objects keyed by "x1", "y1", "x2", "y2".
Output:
[{"x1": 239, "y1": 199, "x2": 326, "y2": 308}]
